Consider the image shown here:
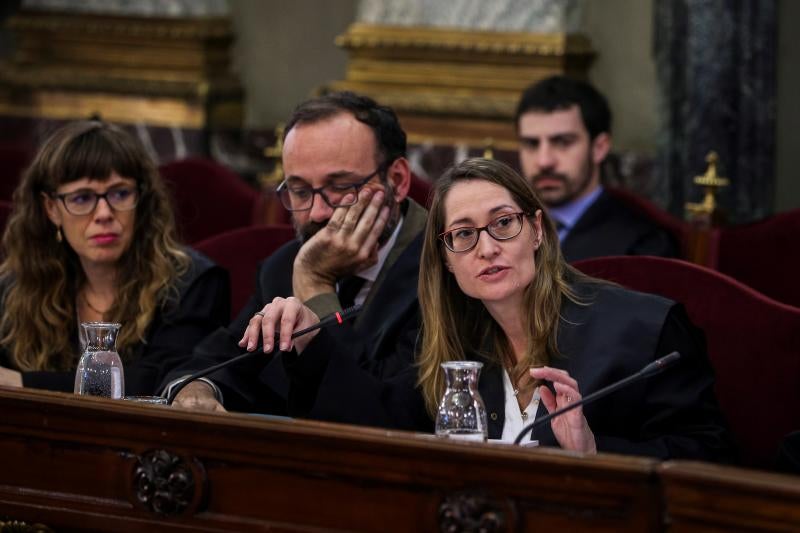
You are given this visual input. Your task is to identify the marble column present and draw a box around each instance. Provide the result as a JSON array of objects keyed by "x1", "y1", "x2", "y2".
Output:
[
  {"x1": 654, "y1": 0, "x2": 777, "y2": 222},
  {"x1": 356, "y1": 0, "x2": 582, "y2": 32},
  {"x1": 332, "y1": 0, "x2": 592, "y2": 180}
]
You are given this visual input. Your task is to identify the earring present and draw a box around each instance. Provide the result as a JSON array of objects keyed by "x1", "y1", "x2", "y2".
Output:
[{"x1": 56, "y1": 227, "x2": 62, "y2": 243}]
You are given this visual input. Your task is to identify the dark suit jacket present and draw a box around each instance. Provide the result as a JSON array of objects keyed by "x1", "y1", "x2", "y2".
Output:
[
  {"x1": 165, "y1": 199, "x2": 427, "y2": 414},
  {"x1": 0, "y1": 249, "x2": 230, "y2": 396},
  {"x1": 561, "y1": 190, "x2": 678, "y2": 262},
  {"x1": 284, "y1": 281, "x2": 735, "y2": 463}
]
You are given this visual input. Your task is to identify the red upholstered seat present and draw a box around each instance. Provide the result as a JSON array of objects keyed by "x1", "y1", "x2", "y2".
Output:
[
  {"x1": 193, "y1": 225, "x2": 296, "y2": 318},
  {"x1": 573, "y1": 255, "x2": 800, "y2": 469},
  {"x1": 0, "y1": 144, "x2": 32, "y2": 202},
  {"x1": 716, "y1": 209, "x2": 800, "y2": 307},
  {"x1": 159, "y1": 157, "x2": 261, "y2": 244},
  {"x1": 408, "y1": 173, "x2": 432, "y2": 208}
]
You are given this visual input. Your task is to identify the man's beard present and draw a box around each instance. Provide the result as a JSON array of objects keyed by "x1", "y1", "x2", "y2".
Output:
[
  {"x1": 531, "y1": 157, "x2": 595, "y2": 208},
  {"x1": 295, "y1": 191, "x2": 400, "y2": 245}
]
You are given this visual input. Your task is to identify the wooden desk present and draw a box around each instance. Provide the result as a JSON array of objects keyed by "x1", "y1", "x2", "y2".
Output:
[
  {"x1": 0, "y1": 387, "x2": 659, "y2": 532},
  {"x1": 0, "y1": 388, "x2": 797, "y2": 532},
  {"x1": 660, "y1": 461, "x2": 800, "y2": 532}
]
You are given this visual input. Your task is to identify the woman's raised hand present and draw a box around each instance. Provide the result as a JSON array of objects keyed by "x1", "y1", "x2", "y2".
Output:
[{"x1": 530, "y1": 366, "x2": 597, "y2": 454}]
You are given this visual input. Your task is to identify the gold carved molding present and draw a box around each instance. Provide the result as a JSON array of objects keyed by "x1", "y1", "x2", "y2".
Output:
[
  {"x1": 0, "y1": 9, "x2": 242, "y2": 129},
  {"x1": 335, "y1": 23, "x2": 594, "y2": 57},
  {"x1": 0, "y1": 518, "x2": 54, "y2": 532},
  {"x1": 323, "y1": 23, "x2": 595, "y2": 147}
]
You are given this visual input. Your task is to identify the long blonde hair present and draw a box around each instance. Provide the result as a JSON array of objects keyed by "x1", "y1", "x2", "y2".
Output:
[
  {"x1": 418, "y1": 158, "x2": 588, "y2": 416},
  {"x1": 0, "y1": 121, "x2": 189, "y2": 371}
]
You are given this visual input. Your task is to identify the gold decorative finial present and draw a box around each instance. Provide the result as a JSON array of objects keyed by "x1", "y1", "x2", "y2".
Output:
[
  {"x1": 482, "y1": 137, "x2": 495, "y2": 160},
  {"x1": 685, "y1": 151, "x2": 729, "y2": 220},
  {"x1": 259, "y1": 123, "x2": 285, "y2": 187}
]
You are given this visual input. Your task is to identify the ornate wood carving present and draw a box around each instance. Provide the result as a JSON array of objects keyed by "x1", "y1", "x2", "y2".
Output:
[
  {"x1": 438, "y1": 490, "x2": 509, "y2": 532},
  {"x1": 132, "y1": 449, "x2": 201, "y2": 516},
  {"x1": 14, "y1": 387, "x2": 796, "y2": 531},
  {"x1": 324, "y1": 22, "x2": 595, "y2": 146},
  {"x1": 0, "y1": 519, "x2": 54, "y2": 532},
  {"x1": 0, "y1": 9, "x2": 242, "y2": 128}
]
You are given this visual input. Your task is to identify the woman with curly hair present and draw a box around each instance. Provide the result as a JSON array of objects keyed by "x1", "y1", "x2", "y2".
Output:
[{"x1": 0, "y1": 121, "x2": 230, "y2": 395}]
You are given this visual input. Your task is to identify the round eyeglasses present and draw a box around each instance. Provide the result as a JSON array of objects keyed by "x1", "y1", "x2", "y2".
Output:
[
  {"x1": 276, "y1": 164, "x2": 386, "y2": 212},
  {"x1": 53, "y1": 186, "x2": 139, "y2": 216},
  {"x1": 439, "y1": 212, "x2": 529, "y2": 253}
]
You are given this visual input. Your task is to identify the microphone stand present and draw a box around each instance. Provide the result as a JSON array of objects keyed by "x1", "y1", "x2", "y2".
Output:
[
  {"x1": 513, "y1": 351, "x2": 681, "y2": 445},
  {"x1": 166, "y1": 305, "x2": 362, "y2": 405}
]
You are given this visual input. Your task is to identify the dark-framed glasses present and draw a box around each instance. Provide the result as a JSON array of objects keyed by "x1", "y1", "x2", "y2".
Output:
[
  {"x1": 276, "y1": 163, "x2": 387, "y2": 212},
  {"x1": 53, "y1": 185, "x2": 139, "y2": 216},
  {"x1": 439, "y1": 212, "x2": 529, "y2": 253}
]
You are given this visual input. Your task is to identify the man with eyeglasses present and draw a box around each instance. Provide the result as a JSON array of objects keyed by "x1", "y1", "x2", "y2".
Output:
[{"x1": 165, "y1": 92, "x2": 427, "y2": 415}]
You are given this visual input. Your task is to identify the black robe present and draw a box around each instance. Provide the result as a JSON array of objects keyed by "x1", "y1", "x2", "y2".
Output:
[
  {"x1": 284, "y1": 281, "x2": 735, "y2": 463},
  {"x1": 162, "y1": 199, "x2": 427, "y2": 415},
  {"x1": 561, "y1": 190, "x2": 678, "y2": 262},
  {"x1": 0, "y1": 249, "x2": 230, "y2": 396}
]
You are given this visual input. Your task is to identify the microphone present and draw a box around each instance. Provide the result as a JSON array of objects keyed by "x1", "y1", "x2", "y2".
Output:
[
  {"x1": 166, "y1": 304, "x2": 362, "y2": 405},
  {"x1": 513, "y1": 351, "x2": 681, "y2": 445}
]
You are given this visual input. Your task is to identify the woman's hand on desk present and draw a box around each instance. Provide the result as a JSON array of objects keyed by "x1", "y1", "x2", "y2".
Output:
[
  {"x1": 0, "y1": 366, "x2": 22, "y2": 387},
  {"x1": 172, "y1": 381, "x2": 227, "y2": 412},
  {"x1": 239, "y1": 297, "x2": 320, "y2": 355},
  {"x1": 531, "y1": 366, "x2": 597, "y2": 455}
]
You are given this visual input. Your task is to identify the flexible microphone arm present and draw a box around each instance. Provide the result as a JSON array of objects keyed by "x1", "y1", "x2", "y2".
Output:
[
  {"x1": 513, "y1": 351, "x2": 681, "y2": 445},
  {"x1": 166, "y1": 305, "x2": 363, "y2": 405}
]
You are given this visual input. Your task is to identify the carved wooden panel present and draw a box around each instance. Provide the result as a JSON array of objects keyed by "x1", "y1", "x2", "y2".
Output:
[{"x1": 0, "y1": 388, "x2": 659, "y2": 531}]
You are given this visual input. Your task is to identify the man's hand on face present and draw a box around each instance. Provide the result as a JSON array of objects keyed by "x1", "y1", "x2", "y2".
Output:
[{"x1": 293, "y1": 188, "x2": 390, "y2": 302}]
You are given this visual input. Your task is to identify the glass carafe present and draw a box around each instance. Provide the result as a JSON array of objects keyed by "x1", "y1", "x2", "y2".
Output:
[
  {"x1": 435, "y1": 361, "x2": 487, "y2": 441},
  {"x1": 74, "y1": 322, "x2": 124, "y2": 399}
]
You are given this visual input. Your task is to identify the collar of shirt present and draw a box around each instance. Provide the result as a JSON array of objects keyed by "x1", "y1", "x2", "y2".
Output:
[
  {"x1": 356, "y1": 214, "x2": 404, "y2": 283},
  {"x1": 548, "y1": 185, "x2": 603, "y2": 241},
  {"x1": 497, "y1": 368, "x2": 541, "y2": 444}
]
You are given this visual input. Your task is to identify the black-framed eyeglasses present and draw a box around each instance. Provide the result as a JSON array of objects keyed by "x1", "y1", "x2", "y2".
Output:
[
  {"x1": 276, "y1": 163, "x2": 387, "y2": 212},
  {"x1": 439, "y1": 212, "x2": 529, "y2": 253},
  {"x1": 52, "y1": 185, "x2": 139, "y2": 216}
]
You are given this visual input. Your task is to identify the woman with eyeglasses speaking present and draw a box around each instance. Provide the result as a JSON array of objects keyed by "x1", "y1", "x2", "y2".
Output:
[
  {"x1": 273, "y1": 157, "x2": 734, "y2": 462},
  {"x1": 0, "y1": 121, "x2": 229, "y2": 395}
]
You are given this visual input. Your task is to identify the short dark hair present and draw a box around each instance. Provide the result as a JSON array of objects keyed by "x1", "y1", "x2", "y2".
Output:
[
  {"x1": 284, "y1": 91, "x2": 407, "y2": 165},
  {"x1": 515, "y1": 76, "x2": 612, "y2": 139}
]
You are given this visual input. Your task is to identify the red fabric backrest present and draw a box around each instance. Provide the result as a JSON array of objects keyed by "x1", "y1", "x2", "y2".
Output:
[
  {"x1": 606, "y1": 187, "x2": 690, "y2": 259},
  {"x1": 408, "y1": 173, "x2": 432, "y2": 208},
  {"x1": 0, "y1": 144, "x2": 32, "y2": 202},
  {"x1": 573, "y1": 255, "x2": 800, "y2": 469},
  {"x1": 716, "y1": 209, "x2": 800, "y2": 307},
  {"x1": 193, "y1": 225, "x2": 296, "y2": 318},
  {"x1": 159, "y1": 157, "x2": 260, "y2": 244}
]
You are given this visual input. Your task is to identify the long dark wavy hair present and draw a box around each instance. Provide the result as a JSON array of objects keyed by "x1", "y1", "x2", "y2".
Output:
[
  {"x1": 0, "y1": 121, "x2": 189, "y2": 371},
  {"x1": 418, "y1": 158, "x2": 591, "y2": 417}
]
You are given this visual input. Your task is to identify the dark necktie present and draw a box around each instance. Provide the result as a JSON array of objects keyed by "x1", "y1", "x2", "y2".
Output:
[{"x1": 337, "y1": 275, "x2": 366, "y2": 309}]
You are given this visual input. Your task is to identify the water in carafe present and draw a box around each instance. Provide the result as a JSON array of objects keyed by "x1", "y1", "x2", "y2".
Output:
[
  {"x1": 74, "y1": 322, "x2": 124, "y2": 399},
  {"x1": 436, "y1": 361, "x2": 488, "y2": 441}
]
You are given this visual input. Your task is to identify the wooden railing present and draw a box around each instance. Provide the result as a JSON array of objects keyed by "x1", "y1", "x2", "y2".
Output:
[{"x1": 0, "y1": 387, "x2": 797, "y2": 532}]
